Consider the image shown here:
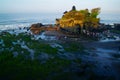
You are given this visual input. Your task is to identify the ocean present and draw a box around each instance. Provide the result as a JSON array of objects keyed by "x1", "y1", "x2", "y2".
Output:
[{"x1": 0, "y1": 13, "x2": 120, "y2": 31}]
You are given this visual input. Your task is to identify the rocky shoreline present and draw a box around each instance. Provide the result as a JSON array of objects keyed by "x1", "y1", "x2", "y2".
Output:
[
  {"x1": 0, "y1": 22, "x2": 120, "y2": 80},
  {"x1": 29, "y1": 23, "x2": 120, "y2": 41}
]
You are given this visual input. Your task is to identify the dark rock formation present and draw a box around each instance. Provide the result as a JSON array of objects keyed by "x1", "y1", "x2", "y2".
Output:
[
  {"x1": 31, "y1": 23, "x2": 44, "y2": 28},
  {"x1": 30, "y1": 23, "x2": 59, "y2": 34},
  {"x1": 114, "y1": 23, "x2": 120, "y2": 30}
]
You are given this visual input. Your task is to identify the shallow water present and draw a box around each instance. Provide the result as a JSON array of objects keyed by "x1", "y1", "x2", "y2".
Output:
[
  {"x1": 34, "y1": 32, "x2": 56, "y2": 40},
  {"x1": 100, "y1": 35, "x2": 120, "y2": 42},
  {"x1": 96, "y1": 48, "x2": 117, "y2": 58},
  {"x1": 100, "y1": 38, "x2": 120, "y2": 42},
  {"x1": 97, "y1": 48, "x2": 116, "y2": 53}
]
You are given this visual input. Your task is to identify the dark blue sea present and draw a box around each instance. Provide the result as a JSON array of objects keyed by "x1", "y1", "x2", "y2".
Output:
[{"x1": 0, "y1": 13, "x2": 120, "y2": 30}]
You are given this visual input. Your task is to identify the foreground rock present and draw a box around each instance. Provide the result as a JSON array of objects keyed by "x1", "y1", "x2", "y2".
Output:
[{"x1": 30, "y1": 23, "x2": 59, "y2": 34}]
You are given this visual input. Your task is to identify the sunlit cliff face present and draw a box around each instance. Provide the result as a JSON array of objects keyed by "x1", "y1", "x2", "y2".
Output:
[{"x1": 56, "y1": 6, "x2": 100, "y2": 29}]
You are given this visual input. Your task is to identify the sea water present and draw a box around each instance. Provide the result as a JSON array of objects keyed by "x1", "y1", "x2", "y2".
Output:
[
  {"x1": 0, "y1": 13, "x2": 61, "y2": 31},
  {"x1": 99, "y1": 13, "x2": 120, "y2": 25},
  {"x1": 0, "y1": 13, "x2": 120, "y2": 31}
]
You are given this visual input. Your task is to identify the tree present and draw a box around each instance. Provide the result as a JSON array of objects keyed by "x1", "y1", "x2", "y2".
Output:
[{"x1": 91, "y1": 8, "x2": 100, "y2": 18}]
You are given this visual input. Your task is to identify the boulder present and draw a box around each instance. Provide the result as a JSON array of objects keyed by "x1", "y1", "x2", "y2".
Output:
[
  {"x1": 31, "y1": 23, "x2": 43, "y2": 28},
  {"x1": 30, "y1": 23, "x2": 59, "y2": 34},
  {"x1": 114, "y1": 23, "x2": 120, "y2": 30}
]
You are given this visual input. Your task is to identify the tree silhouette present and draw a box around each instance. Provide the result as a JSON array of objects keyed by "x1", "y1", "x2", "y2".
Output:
[{"x1": 71, "y1": 5, "x2": 76, "y2": 11}]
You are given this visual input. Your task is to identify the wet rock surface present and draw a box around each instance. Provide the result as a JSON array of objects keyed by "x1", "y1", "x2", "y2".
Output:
[{"x1": 0, "y1": 28, "x2": 120, "y2": 80}]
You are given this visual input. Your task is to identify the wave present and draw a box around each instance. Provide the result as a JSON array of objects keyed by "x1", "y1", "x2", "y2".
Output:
[{"x1": 0, "y1": 24, "x2": 31, "y2": 31}]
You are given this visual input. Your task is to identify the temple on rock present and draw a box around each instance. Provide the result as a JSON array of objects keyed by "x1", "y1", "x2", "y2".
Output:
[{"x1": 56, "y1": 6, "x2": 100, "y2": 34}]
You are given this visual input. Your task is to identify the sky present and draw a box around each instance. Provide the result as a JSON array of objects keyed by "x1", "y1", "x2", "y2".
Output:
[{"x1": 0, "y1": 0, "x2": 120, "y2": 14}]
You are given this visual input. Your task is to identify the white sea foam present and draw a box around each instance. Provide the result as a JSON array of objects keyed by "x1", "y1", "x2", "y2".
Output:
[
  {"x1": 33, "y1": 32, "x2": 56, "y2": 40},
  {"x1": 100, "y1": 36, "x2": 120, "y2": 42},
  {"x1": 0, "y1": 13, "x2": 61, "y2": 31},
  {"x1": 0, "y1": 24, "x2": 31, "y2": 31}
]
